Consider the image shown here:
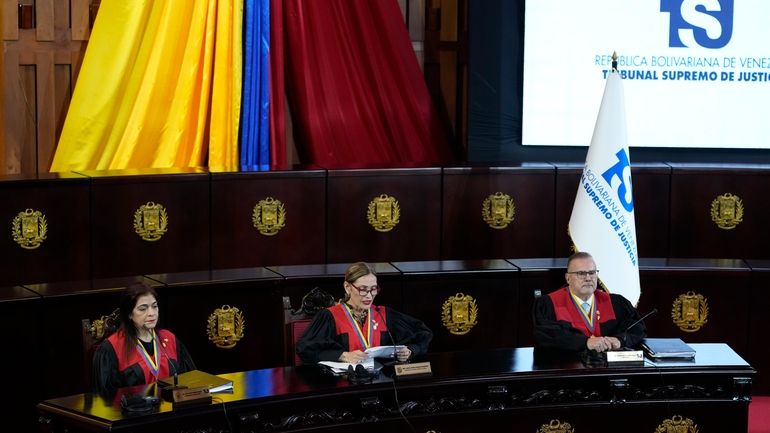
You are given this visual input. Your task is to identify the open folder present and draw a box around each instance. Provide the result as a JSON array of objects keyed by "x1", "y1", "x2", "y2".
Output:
[{"x1": 158, "y1": 370, "x2": 233, "y2": 393}]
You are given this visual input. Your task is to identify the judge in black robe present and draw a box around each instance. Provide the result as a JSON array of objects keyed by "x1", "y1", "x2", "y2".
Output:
[
  {"x1": 297, "y1": 262, "x2": 433, "y2": 365},
  {"x1": 533, "y1": 252, "x2": 645, "y2": 353}
]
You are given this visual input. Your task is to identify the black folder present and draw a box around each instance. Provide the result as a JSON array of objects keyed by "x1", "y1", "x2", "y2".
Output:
[{"x1": 641, "y1": 338, "x2": 696, "y2": 359}]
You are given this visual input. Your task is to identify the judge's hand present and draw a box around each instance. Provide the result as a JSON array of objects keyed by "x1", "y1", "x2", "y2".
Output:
[
  {"x1": 395, "y1": 347, "x2": 412, "y2": 362},
  {"x1": 340, "y1": 350, "x2": 368, "y2": 364},
  {"x1": 587, "y1": 336, "x2": 618, "y2": 352},
  {"x1": 605, "y1": 337, "x2": 622, "y2": 350}
]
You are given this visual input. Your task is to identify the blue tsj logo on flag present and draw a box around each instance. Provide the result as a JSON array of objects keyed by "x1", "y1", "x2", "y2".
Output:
[{"x1": 661, "y1": 0, "x2": 734, "y2": 48}]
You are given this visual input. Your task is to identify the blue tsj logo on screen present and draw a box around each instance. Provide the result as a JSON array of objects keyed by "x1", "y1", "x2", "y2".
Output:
[{"x1": 661, "y1": 0, "x2": 734, "y2": 48}]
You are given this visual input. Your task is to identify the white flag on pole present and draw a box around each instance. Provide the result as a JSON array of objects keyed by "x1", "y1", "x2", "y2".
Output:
[{"x1": 568, "y1": 69, "x2": 640, "y2": 305}]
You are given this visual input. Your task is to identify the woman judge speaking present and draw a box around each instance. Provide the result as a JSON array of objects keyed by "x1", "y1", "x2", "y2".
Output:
[
  {"x1": 92, "y1": 283, "x2": 195, "y2": 394},
  {"x1": 297, "y1": 262, "x2": 433, "y2": 365}
]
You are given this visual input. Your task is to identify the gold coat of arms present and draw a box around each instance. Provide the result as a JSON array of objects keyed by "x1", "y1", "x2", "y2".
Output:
[
  {"x1": 207, "y1": 305, "x2": 246, "y2": 349},
  {"x1": 367, "y1": 194, "x2": 400, "y2": 232},
  {"x1": 11, "y1": 208, "x2": 48, "y2": 250},
  {"x1": 441, "y1": 293, "x2": 478, "y2": 335},
  {"x1": 710, "y1": 192, "x2": 743, "y2": 230},
  {"x1": 133, "y1": 202, "x2": 168, "y2": 241},
  {"x1": 252, "y1": 197, "x2": 286, "y2": 236},
  {"x1": 481, "y1": 192, "x2": 515, "y2": 229},
  {"x1": 672, "y1": 291, "x2": 709, "y2": 332},
  {"x1": 654, "y1": 415, "x2": 699, "y2": 433},
  {"x1": 537, "y1": 419, "x2": 575, "y2": 433}
]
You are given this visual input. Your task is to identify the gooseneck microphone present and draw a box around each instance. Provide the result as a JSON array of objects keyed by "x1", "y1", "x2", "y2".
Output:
[
  {"x1": 621, "y1": 308, "x2": 657, "y2": 347},
  {"x1": 157, "y1": 334, "x2": 179, "y2": 386}
]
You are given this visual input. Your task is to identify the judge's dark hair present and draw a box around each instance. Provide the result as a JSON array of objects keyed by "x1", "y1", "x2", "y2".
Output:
[
  {"x1": 342, "y1": 262, "x2": 377, "y2": 302},
  {"x1": 567, "y1": 251, "x2": 594, "y2": 268},
  {"x1": 118, "y1": 282, "x2": 159, "y2": 362}
]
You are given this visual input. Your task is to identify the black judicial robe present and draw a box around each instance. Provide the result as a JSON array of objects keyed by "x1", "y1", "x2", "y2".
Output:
[
  {"x1": 92, "y1": 329, "x2": 196, "y2": 394},
  {"x1": 296, "y1": 305, "x2": 433, "y2": 365},
  {"x1": 533, "y1": 288, "x2": 645, "y2": 352}
]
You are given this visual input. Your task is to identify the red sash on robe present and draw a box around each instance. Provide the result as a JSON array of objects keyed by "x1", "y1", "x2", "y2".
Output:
[
  {"x1": 329, "y1": 304, "x2": 387, "y2": 351},
  {"x1": 548, "y1": 287, "x2": 617, "y2": 337},
  {"x1": 108, "y1": 329, "x2": 178, "y2": 384}
]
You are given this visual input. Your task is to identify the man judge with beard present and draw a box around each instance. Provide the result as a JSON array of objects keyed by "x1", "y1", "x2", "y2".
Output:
[{"x1": 533, "y1": 252, "x2": 645, "y2": 352}]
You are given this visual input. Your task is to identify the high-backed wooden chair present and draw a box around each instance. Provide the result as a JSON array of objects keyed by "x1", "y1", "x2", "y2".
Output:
[
  {"x1": 283, "y1": 288, "x2": 335, "y2": 366},
  {"x1": 81, "y1": 308, "x2": 120, "y2": 391}
]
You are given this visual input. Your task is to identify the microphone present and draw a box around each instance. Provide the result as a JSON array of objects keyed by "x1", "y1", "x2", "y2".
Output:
[
  {"x1": 620, "y1": 308, "x2": 657, "y2": 347},
  {"x1": 157, "y1": 334, "x2": 179, "y2": 386}
]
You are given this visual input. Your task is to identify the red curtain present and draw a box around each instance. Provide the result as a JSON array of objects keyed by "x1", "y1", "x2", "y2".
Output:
[
  {"x1": 276, "y1": 0, "x2": 452, "y2": 168},
  {"x1": 269, "y1": 0, "x2": 286, "y2": 169}
]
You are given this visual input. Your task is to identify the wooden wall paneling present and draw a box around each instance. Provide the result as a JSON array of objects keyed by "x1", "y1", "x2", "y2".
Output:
[
  {"x1": 327, "y1": 168, "x2": 442, "y2": 263},
  {"x1": 1, "y1": 0, "x2": 19, "y2": 40},
  {"x1": 36, "y1": 0, "x2": 55, "y2": 41},
  {"x1": 392, "y1": 259, "x2": 519, "y2": 352},
  {"x1": 0, "y1": 286, "x2": 43, "y2": 432},
  {"x1": 636, "y1": 258, "x2": 751, "y2": 358},
  {"x1": 746, "y1": 260, "x2": 770, "y2": 394},
  {"x1": 83, "y1": 169, "x2": 211, "y2": 278},
  {"x1": 669, "y1": 164, "x2": 770, "y2": 259},
  {"x1": 25, "y1": 276, "x2": 160, "y2": 398},
  {"x1": 441, "y1": 164, "x2": 556, "y2": 260},
  {"x1": 146, "y1": 268, "x2": 285, "y2": 371},
  {"x1": 2, "y1": 0, "x2": 90, "y2": 175},
  {"x1": 508, "y1": 258, "x2": 568, "y2": 347},
  {"x1": 71, "y1": 0, "x2": 92, "y2": 40},
  {"x1": 269, "y1": 262, "x2": 403, "y2": 313},
  {"x1": 553, "y1": 163, "x2": 672, "y2": 258},
  {"x1": 0, "y1": 172, "x2": 91, "y2": 286},
  {"x1": 210, "y1": 169, "x2": 326, "y2": 269}
]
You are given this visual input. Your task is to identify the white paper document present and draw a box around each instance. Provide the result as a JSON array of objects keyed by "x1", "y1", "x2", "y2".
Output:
[
  {"x1": 365, "y1": 345, "x2": 407, "y2": 358},
  {"x1": 318, "y1": 357, "x2": 375, "y2": 374}
]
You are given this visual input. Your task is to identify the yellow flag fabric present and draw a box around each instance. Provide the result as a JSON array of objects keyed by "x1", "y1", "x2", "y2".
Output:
[{"x1": 50, "y1": 0, "x2": 242, "y2": 172}]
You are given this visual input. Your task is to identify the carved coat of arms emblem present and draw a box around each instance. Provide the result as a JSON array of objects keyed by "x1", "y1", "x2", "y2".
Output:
[
  {"x1": 252, "y1": 197, "x2": 286, "y2": 236},
  {"x1": 367, "y1": 194, "x2": 400, "y2": 232},
  {"x1": 441, "y1": 293, "x2": 479, "y2": 335},
  {"x1": 537, "y1": 419, "x2": 575, "y2": 433},
  {"x1": 12, "y1": 208, "x2": 48, "y2": 249},
  {"x1": 654, "y1": 415, "x2": 699, "y2": 433},
  {"x1": 482, "y1": 192, "x2": 515, "y2": 229},
  {"x1": 710, "y1": 193, "x2": 743, "y2": 230},
  {"x1": 672, "y1": 291, "x2": 709, "y2": 332},
  {"x1": 207, "y1": 305, "x2": 246, "y2": 349},
  {"x1": 133, "y1": 202, "x2": 168, "y2": 241}
]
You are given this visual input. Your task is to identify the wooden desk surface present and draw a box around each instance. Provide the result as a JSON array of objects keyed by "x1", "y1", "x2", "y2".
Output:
[{"x1": 38, "y1": 343, "x2": 754, "y2": 433}]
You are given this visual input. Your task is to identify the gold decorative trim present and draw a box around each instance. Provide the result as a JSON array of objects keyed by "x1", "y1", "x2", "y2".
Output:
[
  {"x1": 207, "y1": 305, "x2": 245, "y2": 349},
  {"x1": 537, "y1": 419, "x2": 575, "y2": 433},
  {"x1": 654, "y1": 415, "x2": 699, "y2": 433},
  {"x1": 11, "y1": 208, "x2": 48, "y2": 250},
  {"x1": 672, "y1": 291, "x2": 709, "y2": 332},
  {"x1": 482, "y1": 192, "x2": 515, "y2": 229},
  {"x1": 252, "y1": 197, "x2": 286, "y2": 236},
  {"x1": 710, "y1": 193, "x2": 743, "y2": 230},
  {"x1": 367, "y1": 194, "x2": 400, "y2": 232},
  {"x1": 441, "y1": 293, "x2": 478, "y2": 335},
  {"x1": 133, "y1": 202, "x2": 168, "y2": 241}
]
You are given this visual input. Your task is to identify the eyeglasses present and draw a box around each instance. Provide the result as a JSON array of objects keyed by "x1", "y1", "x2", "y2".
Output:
[
  {"x1": 349, "y1": 283, "x2": 380, "y2": 297},
  {"x1": 567, "y1": 270, "x2": 599, "y2": 277}
]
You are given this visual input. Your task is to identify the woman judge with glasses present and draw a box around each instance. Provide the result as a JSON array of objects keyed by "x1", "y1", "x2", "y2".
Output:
[
  {"x1": 297, "y1": 262, "x2": 433, "y2": 365},
  {"x1": 533, "y1": 252, "x2": 645, "y2": 353}
]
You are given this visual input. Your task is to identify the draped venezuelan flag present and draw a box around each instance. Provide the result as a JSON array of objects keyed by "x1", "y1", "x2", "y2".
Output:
[
  {"x1": 50, "y1": 0, "x2": 242, "y2": 172},
  {"x1": 240, "y1": 0, "x2": 272, "y2": 171}
]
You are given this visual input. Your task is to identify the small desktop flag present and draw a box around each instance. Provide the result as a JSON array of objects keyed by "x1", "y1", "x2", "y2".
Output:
[{"x1": 568, "y1": 65, "x2": 641, "y2": 305}]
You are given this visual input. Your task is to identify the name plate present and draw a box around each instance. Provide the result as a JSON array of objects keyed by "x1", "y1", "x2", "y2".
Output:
[
  {"x1": 606, "y1": 350, "x2": 644, "y2": 364},
  {"x1": 394, "y1": 362, "x2": 432, "y2": 378},
  {"x1": 170, "y1": 387, "x2": 212, "y2": 406}
]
